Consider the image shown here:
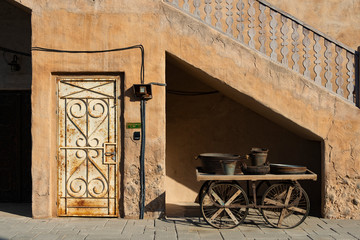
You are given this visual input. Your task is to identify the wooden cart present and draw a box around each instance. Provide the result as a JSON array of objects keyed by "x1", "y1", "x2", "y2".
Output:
[{"x1": 196, "y1": 169, "x2": 317, "y2": 229}]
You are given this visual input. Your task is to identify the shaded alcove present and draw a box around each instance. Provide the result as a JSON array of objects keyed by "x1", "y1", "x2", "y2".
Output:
[
  {"x1": 165, "y1": 54, "x2": 322, "y2": 217},
  {"x1": 0, "y1": 0, "x2": 32, "y2": 205}
]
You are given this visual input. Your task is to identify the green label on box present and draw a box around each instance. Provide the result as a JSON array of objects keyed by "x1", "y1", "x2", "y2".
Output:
[{"x1": 126, "y1": 122, "x2": 141, "y2": 129}]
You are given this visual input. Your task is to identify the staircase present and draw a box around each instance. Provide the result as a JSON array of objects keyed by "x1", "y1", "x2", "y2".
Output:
[
  {"x1": 164, "y1": 0, "x2": 358, "y2": 106},
  {"x1": 162, "y1": 0, "x2": 360, "y2": 219}
]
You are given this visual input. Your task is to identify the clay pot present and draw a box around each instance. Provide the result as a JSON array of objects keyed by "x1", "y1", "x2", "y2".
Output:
[
  {"x1": 249, "y1": 148, "x2": 269, "y2": 166},
  {"x1": 241, "y1": 162, "x2": 270, "y2": 175},
  {"x1": 220, "y1": 160, "x2": 238, "y2": 175}
]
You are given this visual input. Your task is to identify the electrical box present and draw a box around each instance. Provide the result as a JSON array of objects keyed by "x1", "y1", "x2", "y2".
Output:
[
  {"x1": 133, "y1": 132, "x2": 140, "y2": 140},
  {"x1": 133, "y1": 84, "x2": 152, "y2": 100}
]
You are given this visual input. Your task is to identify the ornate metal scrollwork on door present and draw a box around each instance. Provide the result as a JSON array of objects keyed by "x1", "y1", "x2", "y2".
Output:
[{"x1": 57, "y1": 77, "x2": 119, "y2": 217}]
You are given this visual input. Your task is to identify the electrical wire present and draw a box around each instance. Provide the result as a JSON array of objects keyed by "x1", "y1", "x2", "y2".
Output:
[
  {"x1": 148, "y1": 82, "x2": 166, "y2": 86},
  {"x1": 167, "y1": 89, "x2": 219, "y2": 96},
  {"x1": 32, "y1": 44, "x2": 147, "y2": 219},
  {"x1": 2, "y1": 51, "x2": 11, "y2": 64},
  {"x1": 0, "y1": 46, "x2": 31, "y2": 57},
  {"x1": 32, "y1": 45, "x2": 145, "y2": 84}
]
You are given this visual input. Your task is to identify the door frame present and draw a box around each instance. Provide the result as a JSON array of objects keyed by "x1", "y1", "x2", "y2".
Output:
[{"x1": 56, "y1": 74, "x2": 122, "y2": 217}]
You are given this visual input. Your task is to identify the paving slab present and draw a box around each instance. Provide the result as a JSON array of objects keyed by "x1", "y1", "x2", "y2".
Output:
[
  {"x1": 85, "y1": 235, "x2": 130, "y2": 240},
  {"x1": 143, "y1": 226, "x2": 155, "y2": 233},
  {"x1": 176, "y1": 232, "x2": 201, "y2": 240},
  {"x1": 285, "y1": 237, "x2": 310, "y2": 240},
  {"x1": 32, "y1": 233, "x2": 64, "y2": 240},
  {"x1": 298, "y1": 225, "x2": 325, "y2": 234},
  {"x1": 244, "y1": 236, "x2": 290, "y2": 240},
  {"x1": 259, "y1": 227, "x2": 287, "y2": 234},
  {"x1": 11, "y1": 232, "x2": 39, "y2": 239},
  {"x1": 61, "y1": 235, "x2": 87, "y2": 240},
  {"x1": 129, "y1": 233, "x2": 154, "y2": 240},
  {"x1": 346, "y1": 232, "x2": 360, "y2": 240},
  {"x1": 103, "y1": 221, "x2": 127, "y2": 231},
  {"x1": 284, "y1": 229, "x2": 312, "y2": 236},
  {"x1": 306, "y1": 234, "x2": 336, "y2": 240},
  {"x1": 78, "y1": 229, "x2": 124, "y2": 236},
  {"x1": 240, "y1": 228, "x2": 265, "y2": 237},
  {"x1": 27, "y1": 229, "x2": 53, "y2": 235},
  {"x1": 11, "y1": 237, "x2": 38, "y2": 240},
  {"x1": 311, "y1": 229, "x2": 339, "y2": 236},
  {"x1": 219, "y1": 230, "x2": 245, "y2": 239},
  {"x1": 154, "y1": 230, "x2": 177, "y2": 237},
  {"x1": 154, "y1": 233, "x2": 178, "y2": 240},
  {"x1": 121, "y1": 225, "x2": 146, "y2": 235}
]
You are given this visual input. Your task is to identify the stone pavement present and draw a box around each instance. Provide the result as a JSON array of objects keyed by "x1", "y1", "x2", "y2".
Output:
[{"x1": 0, "y1": 204, "x2": 359, "y2": 240}]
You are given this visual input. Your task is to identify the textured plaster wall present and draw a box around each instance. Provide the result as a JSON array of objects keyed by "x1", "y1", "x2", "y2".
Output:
[
  {"x1": 7, "y1": 0, "x2": 359, "y2": 219},
  {"x1": 26, "y1": 0, "x2": 167, "y2": 218},
  {"x1": 0, "y1": 0, "x2": 31, "y2": 90}
]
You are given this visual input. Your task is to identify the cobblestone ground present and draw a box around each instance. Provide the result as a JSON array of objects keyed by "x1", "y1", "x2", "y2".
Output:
[{"x1": 0, "y1": 204, "x2": 359, "y2": 240}]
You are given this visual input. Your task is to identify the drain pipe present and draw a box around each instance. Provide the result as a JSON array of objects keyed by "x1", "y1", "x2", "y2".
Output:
[
  {"x1": 355, "y1": 47, "x2": 360, "y2": 107},
  {"x1": 139, "y1": 98, "x2": 146, "y2": 219},
  {"x1": 134, "y1": 82, "x2": 166, "y2": 219}
]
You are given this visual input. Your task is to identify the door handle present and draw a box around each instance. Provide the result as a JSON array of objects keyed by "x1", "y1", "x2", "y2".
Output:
[
  {"x1": 104, "y1": 143, "x2": 117, "y2": 165},
  {"x1": 105, "y1": 152, "x2": 115, "y2": 156}
]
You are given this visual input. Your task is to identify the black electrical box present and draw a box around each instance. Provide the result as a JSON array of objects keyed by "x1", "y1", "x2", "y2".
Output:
[
  {"x1": 133, "y1": 131, "x2": 141, "y2": 140},
  {"x1": 133, "y1": 84, "x2": 152, "y2": 100}
]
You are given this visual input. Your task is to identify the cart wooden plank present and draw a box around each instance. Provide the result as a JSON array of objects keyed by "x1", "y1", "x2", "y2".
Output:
[{"x1": 196, "y1": 169, "x2": 317, "y2": 181}]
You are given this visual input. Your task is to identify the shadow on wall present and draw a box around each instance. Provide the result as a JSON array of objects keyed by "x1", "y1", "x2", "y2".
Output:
[
  {"x1": 145, "y1": 192, "x2": 165, "y2": 217},
  {"x1": 165, "y1": 56, "x2": 322, "y2": 217}
]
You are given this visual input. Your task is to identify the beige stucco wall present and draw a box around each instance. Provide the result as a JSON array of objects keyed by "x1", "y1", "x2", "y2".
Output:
[
  {"x1": 26, "y1": 0, "x2": 167, "y2": 218},
  {"x1": 6, "y1": 0, "x2": 359, "y2": 219}
]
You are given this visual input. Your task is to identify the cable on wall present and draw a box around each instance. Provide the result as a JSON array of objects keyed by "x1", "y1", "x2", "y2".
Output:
[
  {"x1": 32, "y1": 45, "x2": 145, "y2": 84},
  {"x1": 167, "y1": 90, "x2": 219, "y2": 96},
  {"x1": 0, "y1": 46, "x2": 31, "y2": 57},
  {"x1": 32, "y1": 44, "x2": 147, "y2": 219}
]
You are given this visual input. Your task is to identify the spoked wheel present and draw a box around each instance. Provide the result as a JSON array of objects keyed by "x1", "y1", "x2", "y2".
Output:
[
  {"x1": 200, "y1": 182, "x2": 249, "y2": 229},
  {"x1": 261, "y1": 183, "x2": 310, "y2": 229},
  {"x1": 256, "y1": 180, "x2": 271, "y2": 200},
  {"x1": 198, "y1": 181, "x2": 213, "y2": 202}
]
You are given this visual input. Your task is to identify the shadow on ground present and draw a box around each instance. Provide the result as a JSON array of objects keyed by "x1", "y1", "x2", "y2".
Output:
[
  {"x1": 0, "y1": 203, "x2": 31, "y2": 217},
  {"x1": 163, "y1": 209, "x2": 272, "y2": 229}
]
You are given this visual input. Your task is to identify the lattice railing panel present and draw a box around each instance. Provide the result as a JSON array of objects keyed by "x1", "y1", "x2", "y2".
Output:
[{"x1": 164, "y1": 0, "x2": 357, "y2": 105}]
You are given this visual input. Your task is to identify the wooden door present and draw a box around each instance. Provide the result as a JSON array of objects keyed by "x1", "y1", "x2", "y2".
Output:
[{"x1": 57, "y1": 76, "x2": 120, "y2": 217}]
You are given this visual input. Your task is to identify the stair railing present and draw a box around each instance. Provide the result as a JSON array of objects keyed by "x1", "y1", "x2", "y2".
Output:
[{"x1": 164, "y1": 0, "x2": 359, "y2": 106}]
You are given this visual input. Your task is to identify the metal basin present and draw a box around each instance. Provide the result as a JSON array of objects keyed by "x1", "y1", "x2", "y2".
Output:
[
  {"x1": 242, "y1": 165, "x2": 270, "y2": 175},
  {"x1": 270, "y1": 164, "x2": 307, "y2": 174},
  {"x1": 197, "y1": 153, "x2": 241, "y2": 174}
]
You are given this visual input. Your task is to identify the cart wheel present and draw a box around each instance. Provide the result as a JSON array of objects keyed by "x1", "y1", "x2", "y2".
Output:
[
  {"x1": 256, "y1": 180, "x2": 271, "y2": 198},
  {"x1": 261, "y1": 183, "x2": 310, "y2": 229},
  {"x1": 200, "y1": 182, "x2": 249, "y2": 229},
  {"x1": 198, "y1": 181, "x2": 212, "y2": 202}
]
